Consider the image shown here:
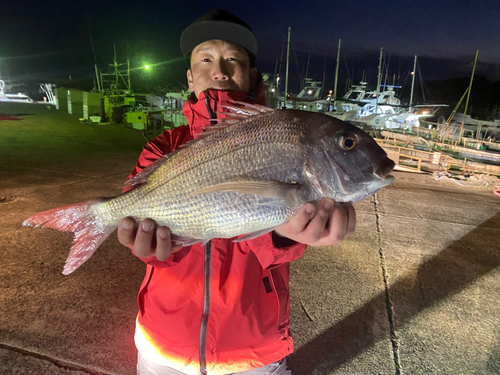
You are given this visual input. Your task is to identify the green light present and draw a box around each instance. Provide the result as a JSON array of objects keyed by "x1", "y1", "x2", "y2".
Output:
[{"x1": 144, "y1": 64, "x2": 150, "y2": 70}]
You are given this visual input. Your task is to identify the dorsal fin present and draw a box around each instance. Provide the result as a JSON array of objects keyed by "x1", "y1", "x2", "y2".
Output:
[
  {"x1": 123, "y1": 153, "x2": 173, "y2": 188},
  {"x1": 193, "y1": 102, "x2": 273, "y2": 140},
  {"x1": 192, "y1": 121, "x2": 234, "y2": 140},
  {"x1": 125, "y1": 102, "x2": 274, "y2": 188},
  {"x1": 219, "y1": 101, "x2": 274, "y2": 117}
]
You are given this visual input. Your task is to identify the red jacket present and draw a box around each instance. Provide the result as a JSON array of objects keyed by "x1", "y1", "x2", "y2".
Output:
[{"x1": 128, "y1": 87, "x2": 306, "y2": 374}]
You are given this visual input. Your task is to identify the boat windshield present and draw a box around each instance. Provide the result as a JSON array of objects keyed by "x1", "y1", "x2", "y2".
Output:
[{"x1": 346, "y1": 91, "x2": 362, "y2": 100}]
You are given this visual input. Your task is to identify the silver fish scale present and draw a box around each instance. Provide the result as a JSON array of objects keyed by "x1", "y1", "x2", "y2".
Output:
[{"x1": 98, "y1": 111, "x2": 312, "y2": 239}]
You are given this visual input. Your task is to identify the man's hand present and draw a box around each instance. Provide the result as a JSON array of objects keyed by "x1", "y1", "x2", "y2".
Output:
[
  {"x1": 274, "y1": 198, "x2": 356, "y2": 247},
  {"x1": 117, "y1": 218, "x2": 182, "y2": 260}
]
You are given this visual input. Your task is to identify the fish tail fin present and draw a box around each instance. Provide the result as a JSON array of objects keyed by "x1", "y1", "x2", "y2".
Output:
[{"x1": 23, "y1": 199, "x2": 117, "y2": 275}]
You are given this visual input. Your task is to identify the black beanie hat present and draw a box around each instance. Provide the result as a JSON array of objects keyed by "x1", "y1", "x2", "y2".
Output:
[{"x1": 180, "y1": 9, "x2": 258, "y2": 60}]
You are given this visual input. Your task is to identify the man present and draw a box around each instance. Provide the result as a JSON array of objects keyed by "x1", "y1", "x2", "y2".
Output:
[{"x1": 118, "y1": 10, "x2": 356, "y2": 375}]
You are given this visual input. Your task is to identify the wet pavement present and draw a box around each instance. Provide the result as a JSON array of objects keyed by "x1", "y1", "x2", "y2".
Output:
[{"x1": 1, "y1": 102, "x2": 499, "y2": 374}]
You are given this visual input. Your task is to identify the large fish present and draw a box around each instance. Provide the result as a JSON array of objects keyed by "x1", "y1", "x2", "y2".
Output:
[{"x1": 23, "y1": 103, "x2": 395, "y2": 275}]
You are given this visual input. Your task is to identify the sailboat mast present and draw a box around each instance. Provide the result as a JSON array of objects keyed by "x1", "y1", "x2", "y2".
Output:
[
  {"x1": 409, "y1": 55, "x2": 417, "y2": 112},
  {"x1": 304, "y1": 44, "x2": 311, "y2": 88},
  {"x1": 459, "y1": 50, "x2": 479, "y2": 143},
  {"x1": 94, "y1": 64, "x2": 101, "y2": 91},
  {"x1": 321, "y1": 58, "x2": 326, "y2": 98},
  {"x1": 127, "y1": 58, "x2": 131, "y2": 93},
  {"x1": 113, "y1": 43, "x2": 118, "y2": 88},
  {"x1": 333, "y1": 39, "x2": 341, "y2": 101},
  {"x1": 375, "y1": 47, "x2": 383, "y2": 112},
  {"x1": 285, "y1": 27, "x2": 291, "y2": 100}
]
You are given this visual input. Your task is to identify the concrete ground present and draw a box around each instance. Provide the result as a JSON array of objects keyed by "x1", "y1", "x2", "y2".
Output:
[{"x1": 1, "y1": 102, "x2": 499, "y2": 375}]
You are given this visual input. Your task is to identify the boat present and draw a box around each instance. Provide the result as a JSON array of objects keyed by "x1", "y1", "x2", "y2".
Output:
[
  {"x1": 385, "y1": 105, "x2": 448, "y2": 130},
  {"x1": 0, "y1": 80, "x2": 34, "y2": 103},
  {"x1": 318, "y1": 82, "x2": 403, "y2": 124},
  {"x1": 276, "y1": 79, "x2": 324, "y2": 111},
  {"x1": 345, "y1": 104, "x2": 396, "y2": 129},
  {"x1": 449, "y1": 113, "x2": 500, "y2": 141}
]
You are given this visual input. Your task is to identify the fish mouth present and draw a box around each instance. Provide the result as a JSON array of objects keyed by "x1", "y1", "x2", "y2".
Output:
[
  {"x1": 350, "y1": 174, "x2": 395, "y2": 203},
  {"x1": 369, "y1": 174, "x2": 395, "y2": 193},
  {"x1": 381, "y1": 174, "x2": 395, "y2": 185},
  {"x1": 373, "y1": 157, "x2": 396, "y2": 180}
]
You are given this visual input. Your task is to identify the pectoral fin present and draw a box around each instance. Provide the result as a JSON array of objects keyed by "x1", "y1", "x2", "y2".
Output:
[{"x1": 190, "y1": 181, "x2": 305, "y2": 207}]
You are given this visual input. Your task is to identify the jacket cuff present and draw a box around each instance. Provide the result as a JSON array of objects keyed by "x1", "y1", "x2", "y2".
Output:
[
  {"x1": 248, "y1": 232, "x2": 306, "y2": 269},
  {"x1": 132, "y1": 247, "x2": 191, "y2": 268}
]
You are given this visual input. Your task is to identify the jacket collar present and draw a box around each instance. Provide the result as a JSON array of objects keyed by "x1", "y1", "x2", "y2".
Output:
[{"x1": 182, "y1": 73, "x2": 267, "y2": 139}]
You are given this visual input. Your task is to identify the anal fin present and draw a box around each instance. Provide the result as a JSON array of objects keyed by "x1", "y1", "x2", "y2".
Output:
[
  {"x1": 233, "y1": 227, "x2": 276, "y2": 243},
  {"x1": 171, "y1": 234, "x2": 208, "y2": 247}
]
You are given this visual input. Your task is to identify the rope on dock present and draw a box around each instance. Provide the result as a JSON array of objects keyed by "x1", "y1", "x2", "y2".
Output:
[{"x1": 434, "y1": 172, "x2": 500, "y2": 190}]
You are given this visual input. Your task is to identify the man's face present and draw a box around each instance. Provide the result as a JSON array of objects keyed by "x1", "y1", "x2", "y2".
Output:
[{"x1": 187, "y1": 39, "x2": 257, "y2": 98}]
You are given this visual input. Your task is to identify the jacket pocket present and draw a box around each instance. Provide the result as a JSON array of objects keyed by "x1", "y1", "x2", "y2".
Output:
[{"x1": 270, "y1": 265, "x2": 290, "y2": 331}]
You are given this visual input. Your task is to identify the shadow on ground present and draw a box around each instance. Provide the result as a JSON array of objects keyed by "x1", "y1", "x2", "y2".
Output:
[{"x1": 288, "y1": 212, "x2": 500, "y2": 374}]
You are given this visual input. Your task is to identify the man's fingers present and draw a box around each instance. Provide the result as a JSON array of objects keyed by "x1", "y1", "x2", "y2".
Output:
[
  {"x1": 156, "y1": 226, "x2": 173, "y2": 261},
  {"x1": 282, "y1": 202, "x2": 316, "y2": 236},
  {"x1": 324, "y1": 202, "x2": 349, "y2": 244},
  {"x1": 134, "y1": 219, "x2": 156, "y2": 258},
  {"x1": 343, "y1": 202, "x2": 356, "y2": 237},
  {"x1": 118, "y1": 217, "x2": 137, "y2": 248},
  {"x1": 304, "y1": 198, "x2": 335, "y2": 243}
]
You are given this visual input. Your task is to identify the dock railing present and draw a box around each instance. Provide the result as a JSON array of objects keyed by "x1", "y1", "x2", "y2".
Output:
[{"x1": 377, "y1": 140, "x2": 473, "y2": 174}]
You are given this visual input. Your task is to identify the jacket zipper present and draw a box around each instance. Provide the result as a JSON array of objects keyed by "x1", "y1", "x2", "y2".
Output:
[
  {"x1": 204, "y1": 92, "x2": 218, "y2": 126},
  {"x1": 200, "y1": 93, "x2": 215, "y2": 375},
  {"x1": 199, "y1": 240, "x2": 212, "y2": 375}
]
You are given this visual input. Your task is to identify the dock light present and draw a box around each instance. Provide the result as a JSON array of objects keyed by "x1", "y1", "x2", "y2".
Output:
[
  {"x1": 271, "y1": 88, "x2": 275, "y2": 92},
  {"x1": 307, "y1": 90, "x2": 313, "y2": 94}
]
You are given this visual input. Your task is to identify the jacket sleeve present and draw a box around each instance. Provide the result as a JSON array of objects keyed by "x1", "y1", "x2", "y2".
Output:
[
  {"x1": 123, "y1": 125, "x2": 193, "y2": 267},
  {"x1": 245, "y1": 232, "x2": 307, "y2": 270},
  {"x1": 124, "y1": 125, "x2": 192, "y2": 185}
]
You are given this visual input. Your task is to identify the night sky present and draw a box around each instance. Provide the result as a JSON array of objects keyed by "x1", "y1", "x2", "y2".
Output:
[{"x1": 1, "y1": 0, "x2": 499, "y2": 95}]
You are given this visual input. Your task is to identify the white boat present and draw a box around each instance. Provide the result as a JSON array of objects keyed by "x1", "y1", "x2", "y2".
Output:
[
  {"x1": 357, "y1": 84, "x2": 401, "y2": 106},
  {"x1": 347, "y1": 104, "x2": 397, "y2": 128},
  {"x1": 0, "y1": 80, "x2": 34, "y2": 103},
  {"x1": 451, "y1": 113, "x2": 500, "y2": 128},
  {"x1": 319, "y1": 82, "x2": 402, "y2": 122},
  {"x1": 276, "y1": 79, "x2": 324, "y2": 111},
  {"x1": 336, "y1": 82, "x2": 401, "y2": 106},
  {"x1": 385, "y1": 105, "x2": 447, "y2": 130},
  {"x1": 321, "y1": 101, "x2": 359, "y2": 121},
  {"x1": 448, "y1": 113, "x2": 500, "y2": 141}
]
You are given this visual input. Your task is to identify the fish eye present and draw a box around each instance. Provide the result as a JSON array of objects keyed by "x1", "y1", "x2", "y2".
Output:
[{"x1": 338, "y1": 134, "x2": 357, "y2": 151}]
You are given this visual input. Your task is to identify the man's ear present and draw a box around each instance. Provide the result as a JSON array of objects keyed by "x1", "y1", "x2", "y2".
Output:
[{"x1": 187, "y1": 69, "x2": 194, "y2": 92}]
